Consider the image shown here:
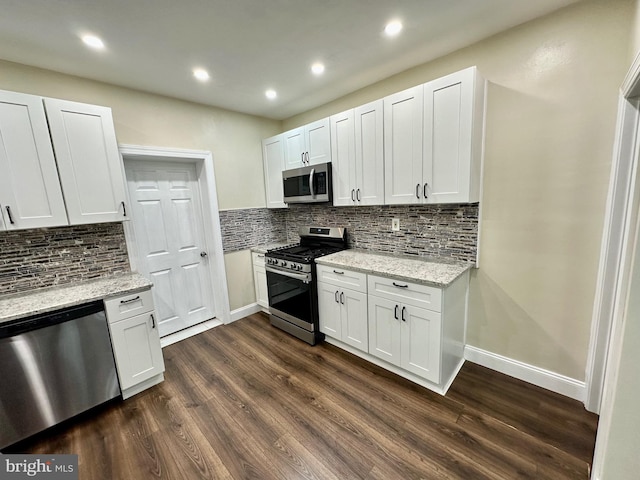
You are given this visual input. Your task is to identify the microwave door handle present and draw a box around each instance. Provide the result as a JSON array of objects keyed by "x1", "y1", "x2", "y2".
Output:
[{"x1": 309, "y1": 168, "x2": 315, "y2": 197}]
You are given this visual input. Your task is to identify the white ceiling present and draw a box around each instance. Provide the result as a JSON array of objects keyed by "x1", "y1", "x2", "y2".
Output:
[{"x1": 0, "y1": 0, "x2": 578, "y2": 120}]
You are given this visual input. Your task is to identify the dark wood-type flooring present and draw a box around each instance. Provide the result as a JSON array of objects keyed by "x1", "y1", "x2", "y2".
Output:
[{"x1": 8, "y1": 313, "x2": 599, "y2": 479}]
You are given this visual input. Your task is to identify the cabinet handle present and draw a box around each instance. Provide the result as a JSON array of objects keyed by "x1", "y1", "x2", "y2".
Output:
[
  {"x1": 120, "y1": 295, "x2": 140, "y2": 304},
  {"x1": 257, "y1": 254, "x2": 264, "y2": 258},
  {"x1": 306, "y1": 152, "x2": 310, "y2": 164},
  {"x1": 351, "y1": 189, "x2": 355, "y2": 201},
  {"x1": 394, "y1": 304, "x2": 399, "y2": 320},
  {"x1": 340, "y1": 292, "x2": 344, "y2": 304},
  {"x1": 301, "y1": 152, "x2": 305, "y2": 164},
  {"x1": 416, "y1": 183, "x2": 421, "y2": 199},
  {"x1": 121, "y1": 201, "x2": 127, "y2": 217},
  {"x1": 356, "y1": 189, "x2": 361, "y2": 201},
  {"x1": 5, "y1": 206, "x2": 15, "y2": 225},
  {"x1": 333, "y1": 270, "x2": 344, "y2": 275},
  {"x1": 423, "y1": 183, "x2": 428, "y2": 199},
  {"x1": 402, "y1": 306, "x2": 406, "y2": 322},
  {"x1": 335, "y1": 290, "x2": 339, "y2": 303},
  {"x1": 150, "y1": 313, "x2": 156, "y2": 329},
  {"x1": 392, "y1": 282, "x2": 408, "y2": 288}
]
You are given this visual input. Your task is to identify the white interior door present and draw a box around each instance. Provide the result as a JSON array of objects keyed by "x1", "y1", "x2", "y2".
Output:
[{"x1": 125, "y1": 160, "x2": 216, "y2": 337}]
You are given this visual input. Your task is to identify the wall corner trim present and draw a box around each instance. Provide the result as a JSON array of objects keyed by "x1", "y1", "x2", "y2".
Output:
[{"x1": 464, "y1": 345, "x2": 586, "y2": 402}]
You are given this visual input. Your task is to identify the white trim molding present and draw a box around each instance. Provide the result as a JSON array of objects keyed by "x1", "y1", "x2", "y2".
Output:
[
  {"x1": 230, "y1": 303, "x2": 263, "y2": 323},
  {"x1": 464, "y1": 345, "x2": 586, "y2": 402},
  {"x1": 118, "y1": 144, "x2": 232, "y2": 328}
]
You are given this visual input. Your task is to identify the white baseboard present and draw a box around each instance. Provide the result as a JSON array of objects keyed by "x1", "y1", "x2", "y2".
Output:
[
  {"x1": 230, "y1": 303, "x2": 263, "y2": 323},
  {"x1": 464, "y1": 345, "x2": 586, "y2": 402},
  {"x1": 160, "y1": 318, "x2": 223, "y2": 348}
]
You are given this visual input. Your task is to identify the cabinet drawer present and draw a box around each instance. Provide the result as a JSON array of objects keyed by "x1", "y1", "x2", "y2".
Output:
[
  {"x1": 316, "y1": 265, "x2": 367, "y2": 293},
  {"x1": 367, "y1": 274, "x2": 441, "y2": 312},
  {"x1": 252, "y1": 252, "x2": 266, "y2": 266},
  {"x1": 104, "y1": 288, "x2": 154, "y2": 323}
]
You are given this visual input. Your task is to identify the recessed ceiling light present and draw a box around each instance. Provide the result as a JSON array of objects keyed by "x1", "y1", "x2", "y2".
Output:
[
  {"x1": 311, "y1": 62, "x2": 325, "y2": 76},
  {"x1": 265, "y1": 89, "x2": 277, "y2": 100},
  {"x1": 81, "y1": 34, "x2": 105, "y2": 50},
  {"x1": 384, "y1": 20, "x2": 403, "y2": 37},
  {"x1": 193, "y1": 68, "x2": 210, "y2": 82}
]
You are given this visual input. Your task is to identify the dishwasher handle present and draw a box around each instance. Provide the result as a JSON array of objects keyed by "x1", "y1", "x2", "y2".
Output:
[{"x1": 0, "y1": 300, "x2": 105, "y2": 339}]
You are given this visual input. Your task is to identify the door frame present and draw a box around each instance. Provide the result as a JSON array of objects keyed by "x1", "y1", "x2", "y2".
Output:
[
  {"x1": 589, "y1": 52, "x2": 640, "y2": 477},
  {"x1": 119, "y1": 144, "x2": 231, "y2": 328}
]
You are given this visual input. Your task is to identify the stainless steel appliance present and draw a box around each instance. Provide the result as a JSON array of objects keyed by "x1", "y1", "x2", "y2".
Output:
[
  {"x1": 282, "y1": 162, "x2": 332, "y2": 204},
  {"x1": 0, "y1": 301, "x2": 120, "y2": 449},
  {"x1": 266, "y1": 226, "x2": 347, "y2": 344}
]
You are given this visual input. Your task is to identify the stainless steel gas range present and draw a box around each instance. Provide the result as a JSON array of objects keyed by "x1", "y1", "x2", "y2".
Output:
[{"x1": 265, "y1": 226, "x2": 347, "y2": 345}]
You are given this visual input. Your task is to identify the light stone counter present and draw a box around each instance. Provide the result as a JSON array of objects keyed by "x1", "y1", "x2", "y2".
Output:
[
  {"x1": 315, "y1": 249, "x2": 470, "y2": 288},
  {"x1": 250, "y1": 242, "x2": 294, "y2": 254},
  {"x1": 0, "y1": 273, "x2": 152, "y2": 324}
]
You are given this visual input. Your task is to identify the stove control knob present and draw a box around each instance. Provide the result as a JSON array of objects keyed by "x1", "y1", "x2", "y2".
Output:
[
  {"x1": 297, "y1": 265, "x2": 303, "y2": 271},
  {"x1": 281, "y1": 261, "x2": 287, "y2": 267}
]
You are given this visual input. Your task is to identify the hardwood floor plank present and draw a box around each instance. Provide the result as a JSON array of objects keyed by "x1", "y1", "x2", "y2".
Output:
[{"x1": 7, "y1": 313, "x2": 598, "y2": 480}]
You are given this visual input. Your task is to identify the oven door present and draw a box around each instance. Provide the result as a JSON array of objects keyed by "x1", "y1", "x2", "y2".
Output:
[{"x1": 266, "y1": 266, "x2": 315, "y2": 331}]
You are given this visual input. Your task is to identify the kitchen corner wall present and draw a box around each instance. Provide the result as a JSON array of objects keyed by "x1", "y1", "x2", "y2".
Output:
[{"x1": 282, "y1": 0, "x2": 635, "y2": 382}]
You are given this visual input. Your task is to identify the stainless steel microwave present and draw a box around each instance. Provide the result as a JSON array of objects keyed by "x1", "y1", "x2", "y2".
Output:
[{"x1": 282, "y1": 162, "x2": 332, "y2": 204}]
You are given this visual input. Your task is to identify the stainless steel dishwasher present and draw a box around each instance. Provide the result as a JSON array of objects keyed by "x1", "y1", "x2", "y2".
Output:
[{"x1": 0, "y1": 300, "x2": 121, "y2": 449}]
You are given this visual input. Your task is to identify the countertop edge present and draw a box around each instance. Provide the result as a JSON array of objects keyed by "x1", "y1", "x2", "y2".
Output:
[
  {"x1": 0, "y1": 273, "x2": 153, "y2": 324},
  {"x1": 315, "y1": 252, "x2": 471, "y2": 288}
]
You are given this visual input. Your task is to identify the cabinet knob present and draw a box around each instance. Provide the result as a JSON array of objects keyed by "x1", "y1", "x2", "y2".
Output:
[{"x1": 200, "y1": 251, "x2": 208, "y2": 258}]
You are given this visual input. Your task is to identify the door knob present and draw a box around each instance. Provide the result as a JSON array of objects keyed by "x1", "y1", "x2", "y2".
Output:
[{"x1": 200, "y1": 251, "x2": 208, "y2": 258}]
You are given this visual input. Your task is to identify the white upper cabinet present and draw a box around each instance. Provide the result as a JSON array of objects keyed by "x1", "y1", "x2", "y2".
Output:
[
  {"x1": 354, "y1": 100, "x2": 385, "y2": 205},
  {"x1": 384, "y1": 86, "x2": 424, "y2": 205},
  {"x1": 283, "y1": 118, "x2": 331, "y2": 169},
  {"x1": 330, "y1": 109, "x2": 356, "y2": 206},
  {"x1": 384, "y1": 67, "x2": 485, "y2": 205},
  {"x1": 45, "y1": 98, "x2": 127, "y2": 224},
  {"x1": 331, "y1": 100, "x2": 384, "y2": 207},
  {"x1": 423, "y1": 66, "x2": 484, "y2": 204},
  {"x1": 0, "y1": 90, "x2": 68, "y2": 230},
  {"x1": 262, "y1": 134, "x2": 287, "y2": 209}
]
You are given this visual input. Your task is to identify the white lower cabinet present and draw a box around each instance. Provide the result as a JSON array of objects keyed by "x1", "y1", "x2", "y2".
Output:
[
  {"x1": 317, "y1": 265, "x2": 368, "y2": 353},
  {"x1": 104, "y1": 288, "x2": 165, "y2": 399},
  {"x1": 252, "y1": 252, "x2": 269, "y2": 311},
  {"x1": 317, "y1": 263, "x2": 468, "y2": 395},
  {"x1": 368, "y1": 295, "x2": 441, "y2": 384}
]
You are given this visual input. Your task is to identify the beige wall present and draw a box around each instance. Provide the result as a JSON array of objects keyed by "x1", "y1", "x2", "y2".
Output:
[
  {"x1": 284, "y1": 0, "x2": 634, "y2": 381},
  {"x1": 0, "y1": 60, "x2": 281, "y2": 311}
]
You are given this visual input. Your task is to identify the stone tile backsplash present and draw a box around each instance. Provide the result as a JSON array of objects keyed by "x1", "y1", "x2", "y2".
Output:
[
  {"x1": 219, "y1": 208, "x2": 287, "y2": 253},
  {"x1": 1, "y1": 202, "x2": 478, "y2": 296},
  {"x1": 285, "y1": 204, "x2": 479, "y2": 263},
  {"x1": 0, "y1": 223, "x2": 130, "y2": 295},
  {"x1": 219, "y1": 204, "x2": 479, "y2": 264}
]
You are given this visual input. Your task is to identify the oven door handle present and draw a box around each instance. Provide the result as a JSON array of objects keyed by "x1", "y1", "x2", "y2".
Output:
[{"x1": 266, "y1": 266, "x2": 312, "y2": 282}]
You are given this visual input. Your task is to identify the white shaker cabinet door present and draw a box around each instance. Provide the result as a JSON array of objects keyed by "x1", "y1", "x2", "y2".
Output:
[
  {"x1": 262, "y1": 134, "x2": 287, "y2": 209},
  {"x1": 283, "y1": 127, "x2": 306, "y2": 169},
  {"x1": 354, "y1": 100, "x2": 384, "y2": 206},
  {"x1": 109, "y1": 311, "x2": 165, "y2": 391},
  {"x1": 45, "y1": 98, "x2": 127, "y2": 225},
  {"x1": 341, "y1": 288, "x2": 368, "y2": 352},
  {"x1": 305, "y1": 118, "x2": 331, "y2": 166},
  {"x1": 368, "y1": 295, "x2": 402, "y2": 366},
  {"x1": 330, "y1": 109, "x2": 356, "y2": 206},
  {"x1": 318, "y1": 281, "x2": 342, "y2": 339},
  {"x1": 384, "y1": 86, "x2": 423, "y2": 205},
  {"x1": 0, "y1": 90, "x2": 68, "y2": 230},
  {"x1": 400, "y1": 305, "x2": 441, "y2": 384}
]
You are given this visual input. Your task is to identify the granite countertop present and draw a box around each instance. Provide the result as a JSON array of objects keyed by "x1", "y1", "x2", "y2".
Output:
[
  {"x1": 0, "y1": 273, "x2": 153, "y2": 324},
  {"x1": 315, "y1": 249, "x2": 470, "y2": 287},
  {"x1": 251, "y1": 242, "x2": 293, "y2": 254}
]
